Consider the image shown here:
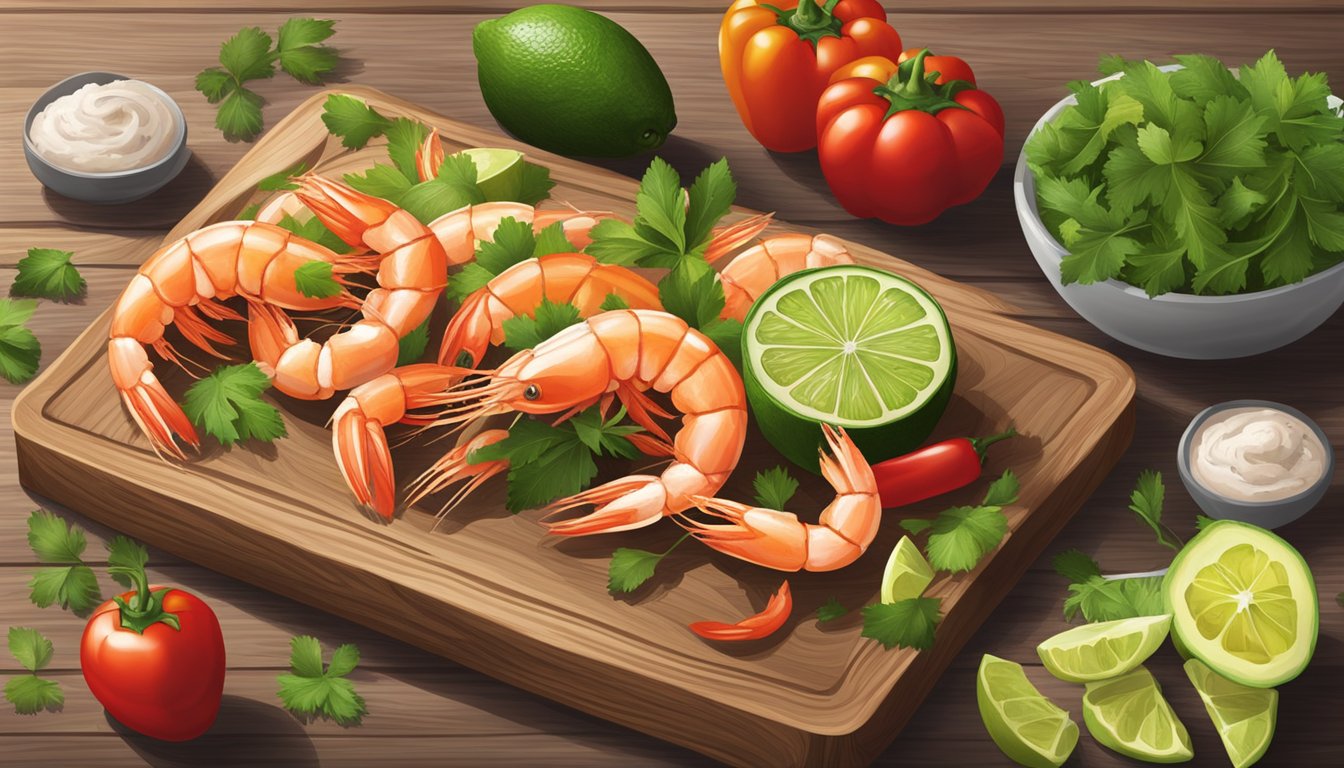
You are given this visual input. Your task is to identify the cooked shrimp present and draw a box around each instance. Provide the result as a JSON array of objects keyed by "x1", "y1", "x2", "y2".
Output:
[
  {"x1": 715, "y1": 233, "x2": 856, "y2": 321},
  {"x1": 676, "y1": 425, "x2": 880, "y2": 572},
  {"x1": 108, "y1": 219, "x2": 375, "y2": 458},
  {"x1": 425, "y1": 309, "x2": 748, "y2": 535},
  {"x1": 404, "y1": 428, "x2": 511, "y2": 525}
]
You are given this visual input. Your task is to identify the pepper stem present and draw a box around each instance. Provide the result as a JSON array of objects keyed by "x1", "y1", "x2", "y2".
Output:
[
  {"x1": 108, "y1": 564, "x2": 181, "y2": 635},
  {"x1": 969, "y1": 426, "x2": 1018, "y2": 461},
  {"x1": 792, "y1": 0, "x2": 841, "y2": 30}
]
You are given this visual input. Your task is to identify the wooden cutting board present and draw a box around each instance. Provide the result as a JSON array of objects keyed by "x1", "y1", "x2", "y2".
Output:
[{"x1": 12, "y1": 87, "x2": 1135, "y2": 767}]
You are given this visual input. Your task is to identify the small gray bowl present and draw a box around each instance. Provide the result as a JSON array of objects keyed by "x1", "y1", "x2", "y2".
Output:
[
  {"x1": 1178, "y1": 400, "x2": 1334, "y2": 529},
  {"x1": 23, "y1": 71, "x2": 189, "y2": 204}
]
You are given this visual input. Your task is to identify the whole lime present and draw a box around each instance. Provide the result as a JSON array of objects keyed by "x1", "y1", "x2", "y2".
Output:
[{"x1": 473, "y1": 5, "x2": 677, "y2": 158}]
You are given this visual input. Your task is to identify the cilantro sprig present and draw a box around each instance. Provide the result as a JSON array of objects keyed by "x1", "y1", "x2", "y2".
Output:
[
  {"x1": 26, "y1": 510, "x2": 101, "y2": 613},
  {"x1": 753, "y1": 466, "x2": 799, "y2": 510},
  {"x1": 900, "y1": 470, "x2": 1018, "y2": 573},
  {"x1": 449, "y1": 217, "x2": 572, "y2": 304},
  {"x1": 181, "y1": 363, "x2": 287, "y2": 447},
  {"x1": 1027, "y1": 51, "x2": 1344, "y2": 296},
  {"x1": 11, "y1": 249, "x2": 86, "y2": 302},
  {"x1": 861, "y1": 597, "x2": 943, "y2": 651},
  {"x1": 0, "y1": 298, "x2": 41, "y2": 384},
  {"x1": 608, "y1": 534, "x2": 690, "y2": 594},
  {"x1": 276, "y1": 636, "x2": 366, "y2": 725},
  {"x1": 817, "y1": 597, "x2": 848, "y2": 623},
  {"x1": 5, "y1": 628, "x2": 63, "y2": 714},
  {"x1": 197, "y1": 19, "x2": 343, "y2": 141}
]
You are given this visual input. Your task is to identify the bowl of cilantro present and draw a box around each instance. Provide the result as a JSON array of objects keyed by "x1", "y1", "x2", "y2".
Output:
[{"x1": 1014, "y1": 53, "x2": 1344, "y2": 359}]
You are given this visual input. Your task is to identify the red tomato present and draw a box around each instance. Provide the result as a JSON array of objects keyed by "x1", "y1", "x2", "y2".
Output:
[
  {"x1": 81, "y1": 585, "x2": 225, "y2": 741},
  {"x1": 896, "y1": 47, "x2": 977, "y2": 85}
]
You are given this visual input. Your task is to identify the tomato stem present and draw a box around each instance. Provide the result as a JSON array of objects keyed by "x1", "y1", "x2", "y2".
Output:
[
  {"x1": 108, "y1": 565, "x2": 181, "y2": 635},
  {"x1": 873, "y1": 48, "x2": 971, "y2": 118}
]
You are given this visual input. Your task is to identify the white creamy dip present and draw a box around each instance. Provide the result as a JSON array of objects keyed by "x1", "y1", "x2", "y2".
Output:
[
  {"x1": 28, "y1": 79, "x2": 178, "y2": 173},
  {"x1": 1191, "y1": 406, "x2": 1328, "y2": 502}
]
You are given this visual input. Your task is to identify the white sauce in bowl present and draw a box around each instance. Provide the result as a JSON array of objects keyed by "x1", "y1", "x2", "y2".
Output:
[
  {"x1": 1191, "y1": 406, "x2": 1328, "y2": 502},
  {"x1": 28, "y1": 79, "x2": 179, "y2": 173}
]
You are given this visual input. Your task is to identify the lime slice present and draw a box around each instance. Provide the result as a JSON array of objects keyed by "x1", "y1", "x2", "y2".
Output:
[
  {"x1": 880, "y1": 536, "x2": 934, "y2": 603},
  {"x1": 741, "y1": 265, "x2": 956, "y2": 469},
  {"x1": 977, "y1": 654, "x2": 1079, "y2": 768},
  {"x1": 1185, "y1": 658, "x2": 1278, "y2": 768},
  {"x1": 1163, "y1": 520, "x2": 1318, "y2": 687},
  {"x1": 457, "y1": 148, "x2": 525, "y2": 201},
  {"x1": 1082, "y1": 666, "x2": 1193, "y2": 763},
  {"x1": 1036, "y1": 614, "x2": 1171, "y2": 683}
]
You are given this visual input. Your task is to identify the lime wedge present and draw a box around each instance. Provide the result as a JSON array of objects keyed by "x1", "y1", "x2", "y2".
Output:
[
  {"x1": 1083, "y1": 666, "x2": 1193, "y2": 763},
  {"x1": 977, "y1": 654, "x2": 1079, "y2": 768},
  {"x1": 880, "y1": 536, "x2": 934, "y2": 604},
  {"x1": 1036, "y1": 614, "x2": 1171, "y2": 683},
  {"x1": 457, "y1": 147, "x2": 525, "y2": 201},
  {"x1": 1185, "y1": 658, "x2": 1277, "y2": 768},
  {"x1": 741, "y1": 265, "x2": 956, "y2": 469},
  {"x1": 1163, "y1": 520, "x2": 1318, "y2": 687}
]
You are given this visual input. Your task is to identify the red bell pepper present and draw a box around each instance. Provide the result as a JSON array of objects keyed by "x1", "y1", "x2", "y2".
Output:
[
  {"x1": 873, "y1": 427, "x2": 1017, "y2": 508},
  {"x1": 816, "y1": 49, "x2": 1005, "y2": 225},
  {"x1": 896, "y1": 47, "x2": 976, "y2": 85},
  {"x1": 719, "y1": 0, "x2": 903, "y2": 152}
]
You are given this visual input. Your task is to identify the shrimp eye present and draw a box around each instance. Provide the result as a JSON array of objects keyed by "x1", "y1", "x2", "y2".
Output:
[
  {"x1": 523, "y1": 384, "x2": 540, "y2": 401},
  {"x1": 456, "y1": 351, "x2": 474, "y2": 368}
]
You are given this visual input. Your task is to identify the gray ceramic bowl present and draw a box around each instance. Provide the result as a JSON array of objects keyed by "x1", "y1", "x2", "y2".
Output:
[
  {"x1": 1014, "y1": 67, "x2": 1344, "y2": 359},
  {"x1": 1177, "y1": 400, "x2": 1334, "y2": 529},
  {"x1": 23, "y1": 71, "x2": 189, "y2": 204}
]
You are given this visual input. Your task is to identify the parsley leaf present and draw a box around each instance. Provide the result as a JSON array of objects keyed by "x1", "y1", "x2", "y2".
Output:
[
  {"x1": 275, "y1": 18, "x2": 338, "y2": 85},
  {"x1": 608, "y1": 534, "x2": 688, "y2": 594},
  {"x1": 106, "y1": 536, "x2": 149, "y2": 589},
  {"x1": 25, "y1": 510, "x2": 101, "y2": 613},
  {"x1": 276, "y1": 636, "x2": 366, "y2": 725},
  {"x1": 1051, "y1": 548, "x2": 1102, "y2": 583},
  {"x1": 817, "y1": 597, "x2": 847, "y2": 623},
  {"x1": 321, "y1": 94, "x2": 393, "y2": 150},
  {"x1": 292, "y1": 261, "x2": 343, "y2": 299},
  {"x1": 5, "y1": 627, "x2": 62, "y2": 714},
  {"x1": 753, "y1": 466, "x2": 799, "y2": 509},
  {"x1": 861, "y1": 598, "x2": 942, "y2": 651},
  {"x1": 396, "y1": 319, "x2": 430, "y2": 366},
  {"x1": 1064, "y1": 575, "x2": 1166, "y2": 622},
  {"x1": 181, "y1": 363, "x2": 287, "y2": 446},
  {"x1": 1128, "y1": 470, "x2": 1183, "y2": 550},
  {"x1": 501, "y1": 299, "x2": 582, "y2": 351},
  {"x1": 12, "y1": 248, "x2": 86, "y2": 301},
  {"x1": 901, "y1": 471, "x2": 1016, "y2": 573},
  {"x1": 0, "y1": 298, "x2": 41, "y2": 383}
]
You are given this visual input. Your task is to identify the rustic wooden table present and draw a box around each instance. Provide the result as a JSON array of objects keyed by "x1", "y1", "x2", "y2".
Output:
[{"x1": 0, "y1": 2, "x2": 1339, "y2": 766}]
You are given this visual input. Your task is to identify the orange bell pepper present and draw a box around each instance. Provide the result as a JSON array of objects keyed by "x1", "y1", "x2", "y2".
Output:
[{"x1": 719, "y1": 0, "x2": 902, "y2": 152}]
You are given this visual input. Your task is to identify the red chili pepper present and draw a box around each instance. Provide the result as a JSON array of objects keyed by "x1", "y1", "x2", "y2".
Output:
[
  {"x1": 689, "y1": 580, "x2": 792, "y2": 641},
  {"x1": 873, "y1": 427, "x2": 1017, "y2": 508}
]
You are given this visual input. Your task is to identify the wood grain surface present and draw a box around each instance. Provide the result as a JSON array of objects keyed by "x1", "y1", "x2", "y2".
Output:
[
  {"x1": 12, "y1": 86, "x2": 1136, "y2": 767},
  {"x1": 0, "y1": 3, "x2": 1340, "y2": 767}
]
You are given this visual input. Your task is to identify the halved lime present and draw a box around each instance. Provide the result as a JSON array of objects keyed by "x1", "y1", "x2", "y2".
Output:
[
  {"x1": 1163, "y1": 520, "x2": 1318, "y2": 687},
  {"x1": 880, "y1": 536, "x2": 934, "y2": 604},
  {"x1": 741, "y1": 265, "x2": 956, "y2": 470},
  {"x1": 457, "y1": 147, "x2": 525, "y2": 201},
  {"x1": 1083, "y1": 666, "x2": 1193, "y2": 763},
  {"x1": 1185, "y1": 658, "x2": 1278, "y2": 768},
  {"x1": 1036, "y1": 614, "x2": 1171, "y2": 683},
  {"x1": 977, "y1": 654, "x2": 1079, "y2": 768}
]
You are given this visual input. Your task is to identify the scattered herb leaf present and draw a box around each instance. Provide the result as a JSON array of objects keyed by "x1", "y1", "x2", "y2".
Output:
[
  {"x1": 25, "y1": 510, "x2": 101, "y2": 613},
  {"x1": 5, "y1": 628, "x2": 62, "y2": 714},
  {"x1": 1128, "y1": 470, "x2": 1183, "y2": 550},
  {"x1": 274, "y1": 213, "x2": 351, "y2": 255},
  {"x1": 0, "y1": 298, "x2": 42, "y2": 383},
  {"x1": 106, "y1": 536, "x2": 149, "y2": 589},
  {"x1": 275, "y1": 17, "x2": 338, "y2": 85},
  {"x1": 607, "y1": 534, "x2": 689, "y2": 594},
  {"x1": 1064, "y1": 575, "x2": 1166, "y2": 622},
  {"x1": 861, "y1": 597, "x2": 942, "y2": 651},
  {"x1": 257, "y1": 161, "x2": 309, "y2": 192},
  {"x1": 321, "y1": 94, "x2": 393, "y2": 150},
  {"x1": 276, "y1": 636, "x2": 366, "y2": 725},
  {"x1": 901, "y1": 471, "x2": 1017, "y2": 573},
  {"x1": 292, "y1": 261, "x2": 343, "y2": 299},
  {"x1": 817, "y1": 597, "x2": 848, "y2": 623},
  {"x1": 502, "y1": 299, "x2": 582, "y2": 351},
  {"x1": 1051, "y1": 548, "x2": 1102, "y2": 584},
  {"x1": 181, "y1": 363, "x2": 287, "y2": 446},
  {"x1": 396, "y1": 319, "x2": 430, "y2": 366},
  {"x1": 753, "y1": 466, "x2": 799, "y2": 510},
  {"x1": 11, "y1": 249, "x2": 86, "y2": 301}
]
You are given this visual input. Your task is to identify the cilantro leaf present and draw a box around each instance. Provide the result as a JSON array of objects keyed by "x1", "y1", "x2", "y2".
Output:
[
  {"x1": 0, "y1": 298, "x2": 41, "y2": 383},
  {"x1": 922, "y1": 505, "x2": 1008, "y2": 573},
  {"x1": 817, "y1": 597, "x2": 847, "y2": 623},
  {"x1": 400, "y1": 172, "x2": 485, "y2": 226},
  {"x1": 1036, "y1": 177, "x2": 1146, "y2": 285},
  {"x1": 635, "y1": 157, "x2": 687, "y2": 253},
  {"x1": 684, "y1": 159, "x2": 736, "y2": 251},
  {"x1": 384, "y1": 118, "x2": 429, "y2": 184},
  {"x1": 275, "y1": 213, "x2": 350, "y2": 255},
  {"x1": 26, "y1": 509, "x2": 85, "y2": 563},
  {"x1": 396, "y1": 319, "x2": 430, "y2": 366},
  {"x1": 981, "y1": 470, "x2": 1020, "y2": 507},
  {"x1": 195, "y1": 68, "x2": 234, "y2": 103},
  {"x1": 1052, "y1": 548, "x2": 1102, "y2": 583},
  {"x1": 106, "y1": 536, "x2": 149, "y2": 589},
  {"x1": 345, "y1": 164, "x2": 412, "y2": 204},
  {"x1": 608, "y1": 535, "x2": 688, "y2": 594},
  {"x1": 448, "y1": 217, "x2": 538, "y2": 302},
  {"x1": 532, "y1": 222, "x2": 572, "y2": 257},
  {"x1": 502, "y1": 299, "x2": 582, "y2": 351},
  {"x1": 600, "y1": 293, "x2": 629, "y2": 312},
  {"x1": 1128, "y1": 470, "x2": 1182, "y2": 550},
  {"x1": 501, "y1": 438, "x2": 596, "y2": 513},
  {"x1": 216, "y1": 88, "x2": 264, "y2": 141},
  {"x1": 321, "y1": 94, "x2": 393, "y2": 150},
  {"x1": 8, "y1": 627, "x2": 53, "y2": 673},
  {"x1": 219, "y1": 27, "x2": 275, "y2": 83},
  {"x1": 861, "y1": 598, "x2": 942, "y2": 651},
  {"x1": 1195, "y1": 514, "x2": 1218, "y2": 531},
  {"x1": 181, "y1": 363, "x2": 287, "y2": 446},
  {"x1": 29, "y1": 567, "x2": 100, "y2": 613},
  {"x1": 239, "y1": 203, "x2": 262, "y2": 221},
  {"x1": 516, "y1": 162, "x2": 556, "y2": 206},
  {"x1": 292, "y1": 261, "x2": 343, "y2": 299},
  {"x1": 584, "y1": 219, "x2": 666, "y2": 266},
  {"x1": 659, "y1": 260, "x2": 723, "y2": 328},
  {"x1": 277, "y1": 635, "x2": 366, "y2": 725},
  {"x1": 5, "y1": 675, "x2": 64, "y2": 714},
  {"x1": 276, "y1": 18, "x2": 338, "y2": 84},
  {"x1": 1063, "y1": 575, "x2": 1166, "y2": 622},
  {"x1": 257, "y1": 161, "x2": 309, "y2": 192},
  {"x1": 753, "y1": 466, "x2": 799, "y2": 510}
]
